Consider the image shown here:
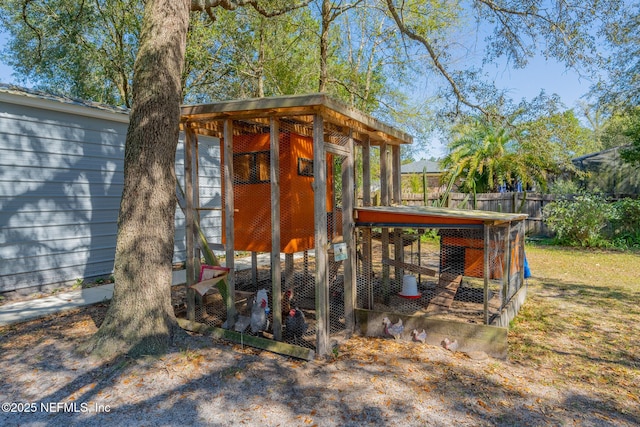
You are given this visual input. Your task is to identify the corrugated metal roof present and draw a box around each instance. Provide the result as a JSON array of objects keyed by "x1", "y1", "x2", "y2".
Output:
[
  {"x1": 401, "y1": 160, "x2": 442, "y2": 174},
  {"x1": 0, "y1": 83, "x2": 129, "y2": 117}
]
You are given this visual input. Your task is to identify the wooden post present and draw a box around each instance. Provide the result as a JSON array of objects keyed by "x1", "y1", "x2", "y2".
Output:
[
  {"x1": 192, "y1": 132, "x2": 203, "y2": 309},
  {"x1": 185, "y1": 128, "x2": 196, "y2": 321},
  {"x1": 380, "y1": 143, "x2": 390, "y2": 302},
  {"x1": 502, "y1": 223, "x2": 512, "y2": 305},
  {"x1": 303, "y1": 251, "x2": 309, "y2": 277},
  {"x1": 423, "y1": 166, "x2": 428, "y2": 206},
  {"x1": 483, "y1": 223, "x2": 490, "y2": 325},
  {"x1": 362, "y1": 137, "x2": 371, "y2": 207},
  {"x1": 392, "y1": 145, "x2": 403, "y2": 283},
  {"x1": 285, "y1": 254, "x2": 294, "y2": 290},
  {"x1": 380, "y1": 143, "x2": 389, "y2": 206},
  {"x1": 251, "y1": 252, "x2": 258, "y2": 287},
  {"x1": 223, "y1": 119, "x2": 236, "y2": 327},
  {"x1": 392, "y1": 145, "x2": 401, "y2": 205},
  {"x1": 362, "y1": 227, "x2": 373, "y2": 309},
  {"x1": 342, "y1": 130, "x2": 355, "y2": 332},
  {"x1": 270, "y1": 117, "x2": 283, "y2": 341},
  {"x1": 313, "y1": 114, "x2": 329, "y2": 356}
]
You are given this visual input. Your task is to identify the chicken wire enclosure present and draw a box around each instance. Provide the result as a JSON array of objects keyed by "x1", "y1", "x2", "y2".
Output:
[
  {"x1": 354, "y1": 206, "x2": 528, "y2": 327},
  {"x1": 178, "y1": 94, "x2": 408, "y2": 357}
]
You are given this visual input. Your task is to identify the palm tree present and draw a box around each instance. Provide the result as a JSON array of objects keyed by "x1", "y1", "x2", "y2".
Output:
[{"x1": 441, "y1": 116, "x2": 519, "y2": 195}]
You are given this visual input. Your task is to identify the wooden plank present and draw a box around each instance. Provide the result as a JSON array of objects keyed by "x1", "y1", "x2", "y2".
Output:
[
  {"x1": 189, "y1": 273, "x2": 228, "y2": 296},
  {"x1": 342, "y1": 130, "x2": 355, "y2": 332},
  {"x1": 223, "y1": 119, "x2": 237, "y2": 325},
  {"x1": 251, "y1": 252, "x2": 258, "y2": 287},
  {"x1": 185, "y1": 129, "x2": 196, "y2": 321},
  {"x1": 355, "y1": 308, "x2": 508, "y2": 359},
  {"x1": 314, "y1": 114, "x2": 329, "y2": 356},
  {"x1": 270, "y1": 117, "x2": 282, "y2": 341},
  {"x1": 392, "y1": 145, "x2": 401, "y2": 205},
  {"x1": 325, "y1": 141, "x2": 351, "y2": 156},
  {"x1": 380, "y1": 143, "x2": 390, "y2": 206},
  {"x1": 180, "y1": 93, "x2": 413, "y2": 146},
  {"x1": 362, "y1": 227, "x2": 373, "y2": 309},
  {"x1": 426, "y1": 273, "x2": 462, "y2": 312},
  {"x1": 177, "y1": 318, "x2": 315, "y2": 361},
  {"x1": 362, "y1": 137, "x2": 371, "y2": 206},
  {"x1": 483, "y1": 224, "x2": 490, "y2": 324},
  {"x1": 381, "y1": 258, "x2": 437, "y2": 277}
]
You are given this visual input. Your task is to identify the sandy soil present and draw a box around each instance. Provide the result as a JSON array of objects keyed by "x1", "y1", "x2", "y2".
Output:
[{"x1": 1, "y1": 300, "x2": 637, "y2": 427}]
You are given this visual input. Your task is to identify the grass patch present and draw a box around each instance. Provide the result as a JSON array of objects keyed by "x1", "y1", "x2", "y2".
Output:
[{"x1": 509, "y1": 243, "x2": 640, "y2": 416}]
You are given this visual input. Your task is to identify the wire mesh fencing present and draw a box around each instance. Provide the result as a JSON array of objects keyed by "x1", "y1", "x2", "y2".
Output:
[{"x1": 355, "y1": 223, "x2": 525, "y2": 325}]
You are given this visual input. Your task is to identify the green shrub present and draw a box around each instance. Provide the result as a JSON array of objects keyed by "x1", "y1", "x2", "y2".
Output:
[
  {"x1": 610, "y1": 198, "x2": 640, "y2": 248},
  {"x1": 543, "y1": 194, "x2": 614, "y2": 247},
  {"x1": 548, "y1": 179, "x2": 581, "y2": 195}
]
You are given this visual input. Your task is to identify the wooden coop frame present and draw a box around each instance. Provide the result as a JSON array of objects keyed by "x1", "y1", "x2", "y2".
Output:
[
  {"x1": 354, "y1": 205, "x2": 528, "y2": 358},
  {"x1": 178, "y1": 94, "x2": 412, "y2": 357}
]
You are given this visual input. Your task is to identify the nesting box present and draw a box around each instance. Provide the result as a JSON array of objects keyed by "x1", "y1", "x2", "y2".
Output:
[{"x1": 439, "y1": 228, "x2": 523, "y2": 279}]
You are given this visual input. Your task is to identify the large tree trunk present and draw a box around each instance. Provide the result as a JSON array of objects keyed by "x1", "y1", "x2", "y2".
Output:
[{"x1": 82, "y1": 0, "x2": 191, "y2": 358}]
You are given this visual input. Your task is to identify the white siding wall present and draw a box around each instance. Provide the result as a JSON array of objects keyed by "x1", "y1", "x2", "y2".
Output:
[{"x1": 0, "y1": 90, "x2": 221, "y2": 293}]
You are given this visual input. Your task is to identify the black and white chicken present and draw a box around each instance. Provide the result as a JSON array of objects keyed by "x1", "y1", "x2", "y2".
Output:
[{"x1": 284, "y1": 308, "x2": 308, "y2": 345}]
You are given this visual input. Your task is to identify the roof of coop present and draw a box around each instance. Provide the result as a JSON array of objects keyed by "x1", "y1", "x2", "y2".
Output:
[
  {"x1": 180, "y1": 93, "x2": 412, "y2": 147},
  {"x1": 355, "y1": 205, "x2": 528, "y2": 228}
]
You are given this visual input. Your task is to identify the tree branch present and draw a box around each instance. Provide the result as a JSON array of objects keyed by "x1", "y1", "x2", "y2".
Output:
[
  {"x1": 190, "y1": 0, "x2": 312, "y2": 21},
  {"x1": 384, "y1": 0, "x2": 490, "y2": 116}
]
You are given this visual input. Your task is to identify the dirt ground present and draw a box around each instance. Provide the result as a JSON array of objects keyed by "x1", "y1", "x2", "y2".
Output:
[{"x1": 0, "y1": 298, "x2": 637, "y2": 427}]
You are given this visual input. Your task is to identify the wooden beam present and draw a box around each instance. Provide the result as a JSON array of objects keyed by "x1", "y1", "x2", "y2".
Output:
[
  {"x1": 362, "y1": 137, "x2": 371, "y2": 207},
  {"x1": 223, "y1": 119, "x2": 237, "y2": 326},
  {"x1": 362, "y1": 227, "x2": 373, "y2": 309},
  {"x1": 185, "y1": 128, "x2": 196, "y2": 321},
  {"x1": 483, "y1": 224, "x2": 490, "y2": 324},
  {"x1": 391, "y1": 146, "x2": 403, "y2": 282},
  {"x1": 251, "y1": 252, "x2": 258, "y2": 287},
  {"x1": 270, "y1": 117, "x2": 282, "y2": 341},
  {"x1": 180, "y1": 93, "x2": 413, "y2": 146},
  {"x1": 313, "y1": 114, "x2": 329, "y2": 356},
  {"x1": 177, "y1": 318, "x2": 315, "y2": 360},
  {"x1": 342, "y1": 130, "x2": 355, "y2": 332},
  {"x1": 325, "y1": 141, "x2": 351, "y2": 157},
  {"x1": 381, "y1": 258, "x2": 437, "y2": 277},
  {"x1": 380, "y1": 143, "x2": 390, "y2": 301},
  {"x1": 392, "y1": 145, "x2": 401, "y2": 205},
  {"x1": 380, "y1": 143, "x2": 389, "y2": 206}
]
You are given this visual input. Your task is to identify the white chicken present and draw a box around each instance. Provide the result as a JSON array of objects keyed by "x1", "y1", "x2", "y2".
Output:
[
  {"x1": 441, "y1": 337, "x2": 459, "y2": 352},
  {"x1": 412, "y1": 329, "x2": 427, "y2": 343},
  {"x1": 250, "y1": 289, "x2": 269, "y2": 335},
  {"x1": 382, "y1": 317, "x2": 404, "y2": 340}
]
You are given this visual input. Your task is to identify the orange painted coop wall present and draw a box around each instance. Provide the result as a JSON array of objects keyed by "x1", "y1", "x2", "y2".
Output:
[
  {"x1": 221, "y1": 132, "x2": 334, "y2": 254},
  {"x1": 439, "y1": 229, "x2": 522, "y2": 279}
]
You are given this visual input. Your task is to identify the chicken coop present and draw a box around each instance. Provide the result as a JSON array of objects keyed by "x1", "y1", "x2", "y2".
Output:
[
  {"x1": 178, "y1": 94, "x2": 411, "y2": 358},
  {"x1": 178, "y1": 94, "x2": 528, "y2": 359},
  {"x1": 353, "y1": 206, "x2": 528, "y2": 357}
]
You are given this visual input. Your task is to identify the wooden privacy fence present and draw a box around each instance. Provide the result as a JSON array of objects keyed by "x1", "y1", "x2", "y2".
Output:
[{"x1": 401, "y1": 191, "x2": 556, "y2": 236}]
